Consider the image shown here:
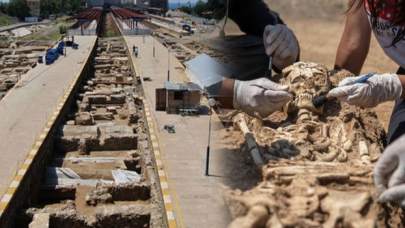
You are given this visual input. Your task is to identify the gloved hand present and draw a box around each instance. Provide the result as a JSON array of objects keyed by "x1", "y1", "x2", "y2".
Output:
[
  {"x1": 374, "y1": 134, "x2": 405, "y2": 206},
  {"x1": 263, "y1": 24, "x2": 299, "y2": 70},
  {"x1": 328, "y1": 73, "x2": 402, "y2": 108},
  {"x1": 233, "y1": 78, "x2": 293, "y2": 118}
]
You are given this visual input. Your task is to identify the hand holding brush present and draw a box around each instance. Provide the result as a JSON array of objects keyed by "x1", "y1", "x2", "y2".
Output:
[{"x1": 321, "y1": 72, "x2": 402, "y2": 108}]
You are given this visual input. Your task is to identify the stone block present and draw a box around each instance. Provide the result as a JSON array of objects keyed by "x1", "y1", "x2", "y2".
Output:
[
  {"x1": 92, "y1": 113, "x2": 114, "y2": 120},
  {"x1": 29, "y1": 213, "x2": 50, "y2": 228},
  {"x1": 60, "y1": 125, "x2": 99, "y2": 137},
  {"x1": 87, "y1": 95, "x2": 108, "y2": 104},
  {"x1": 110, "y1": 94, "x2": 126, "y2": 104},
  {"x1": 66, "y1": 120, "x2": 75, "y2": 125},
  {"x1": 106, "y1": 106, "x2": 117, "y2": 114},
  {"x1": 105, "y1": 125, "x2": 133, "y2": 134},
  {"x1": 116, "y1": 74, "x2": 123, "y2": 82},
  {"x1": 75, "y1": 112, "x2": 94, "y2": 125}
]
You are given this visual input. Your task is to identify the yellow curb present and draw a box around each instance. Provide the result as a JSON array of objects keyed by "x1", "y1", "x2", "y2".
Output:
[
  {"x1": 0, "y1": 203, "x2": 8, "y2": 211},
  {"x1": 165, "y1": 203, "x2": 173, "y2": 211},
  {"x1": 168, "y1": 220, "x2": 177, "y2": 228},
  {"x1": 5, "y1": 188, "x2": 16, "y2": 195}
]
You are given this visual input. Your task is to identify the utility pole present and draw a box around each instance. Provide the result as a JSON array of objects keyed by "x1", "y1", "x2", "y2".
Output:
[
  {"x1": 205, "y1": 98, "x2": 216, "y2": 176},
  {"x1": 167, "y1": 48, "x2": 170, "y2": 82}
]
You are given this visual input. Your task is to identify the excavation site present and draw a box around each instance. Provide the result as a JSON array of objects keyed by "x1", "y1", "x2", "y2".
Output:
[
  {"x1": 220, "y1": 62, "x2": 404, "y2": 228},
  {"x1": 11, "y1": 37, "x2": 166, "y2": 227}
]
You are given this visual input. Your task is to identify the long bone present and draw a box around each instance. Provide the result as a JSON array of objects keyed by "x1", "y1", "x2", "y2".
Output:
[{"x1": 235, "y1": 113, "x2": 265, "y2": 166}]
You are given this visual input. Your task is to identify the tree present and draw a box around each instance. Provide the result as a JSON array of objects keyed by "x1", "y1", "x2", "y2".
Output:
[
  {"x1": 7, "y1": 0, "x2": 30, "y2": 20},
  {"x1": 206, "y1": 0, "x2": 223, "y2": 11},
  {"x1": 193, "y1": 2, "x2": 206, "y2": 17},
  {"x1": 212, "y1": 8, "x2": 226, "y2": 20},
  {"x1": 180, "y1": 6, "x2": 192, "y2": 15},
  {"x1": 40, "y1": 0, "x2": 86, "y2": 19}
]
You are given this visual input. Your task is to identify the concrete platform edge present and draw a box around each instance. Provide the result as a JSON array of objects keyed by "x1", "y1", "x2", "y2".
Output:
[{"x1": 124, "y1": 35, "x2": 182, "y2": 228}]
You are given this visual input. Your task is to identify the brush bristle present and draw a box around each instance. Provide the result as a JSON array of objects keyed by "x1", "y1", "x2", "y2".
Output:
[{"x1": 313, "y1": 95, "x2": 328, "y2": 108}]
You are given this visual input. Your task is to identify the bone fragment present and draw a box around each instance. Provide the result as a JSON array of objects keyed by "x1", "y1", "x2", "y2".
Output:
[
  {"x1": 336, "y1": 146, "x2": 348, "y2": 162},
  {"x1": 228, "y1": 205, "x2": 269, "y2": 228},
  {"x1": 320, "y1": 149, "x2": 337, "y2": 162},
  {"x1": 316, "y1": 173, "x2": 349, "y2": 183},
  {"x1": 236, "y1": 113, "x2": 264, "y2": 166},
  {"x1": 322, "y1": 191, "x2": 371, "y2": 228},
  {"x1": 343, "y1": 140, "x2": 352, "y2": 151},
  {"x1": 265, "y1": 214, "x2": 283, "y2": 228},
  {"x1": 359, "y1": 141, "x2": 371, "y2": 165},
  {"x1": 312, "y1": 137, "x2": 331, "y2": 152}
]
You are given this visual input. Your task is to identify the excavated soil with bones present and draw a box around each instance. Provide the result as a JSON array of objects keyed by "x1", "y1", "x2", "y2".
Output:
[{"x1": 219, "y1": 66, "x2": 404, "y2": 228}]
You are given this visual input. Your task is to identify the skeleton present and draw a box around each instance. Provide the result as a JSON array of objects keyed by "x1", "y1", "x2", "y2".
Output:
[
  {"x1": 235, "y1": 62, "x2": 383, "y2": 164},
  {"x1": 226, "y1": 62, "x2": 392, "y2": 228}
]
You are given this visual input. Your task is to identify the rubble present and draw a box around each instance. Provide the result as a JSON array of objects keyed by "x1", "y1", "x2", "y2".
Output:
[
  {"x1": 222, "y1": 62, "x2": 401, "y2": 227},
  {"x1": 17, "y1": 38, "x2": 165, "y2": 228}
]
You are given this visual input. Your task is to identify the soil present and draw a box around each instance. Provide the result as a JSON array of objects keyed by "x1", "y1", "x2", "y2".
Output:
[{"x1": 220, "y1": 66, "x2": 402, "y2": 227}]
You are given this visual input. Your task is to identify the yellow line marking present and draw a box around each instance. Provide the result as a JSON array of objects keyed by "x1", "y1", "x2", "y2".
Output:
[
  {"x1": 168, "y1": 220, "x2": 177, "y2": 228},
  {"x1": 0, "y1": 202, "x2": 8, "y2": 211},
  {"x1": 159, "y1": 176, "x2": 167, "y2": 182},
  {"x1": 165, "y1": 203, "x2": 173, "y2": 211},
  {"x1": 14, "y1": 175, "x2": 23, "y2": 181},
  {"x1": 162, "y1": 188, "x2": 170, "y2": 195},
  {"x1": 153, "y1": 117, "x2": 185, "y2": 228},
  {"x1": 6, "y1": 188, "x2": 16, "y2": 195},
  {"x1": 124, "y1": 36, "x2": 183, "y2": 228}
]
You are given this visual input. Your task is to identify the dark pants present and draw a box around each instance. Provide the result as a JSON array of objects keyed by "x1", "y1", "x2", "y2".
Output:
[
  {"x1": 209, "y1": 35, "x2": 271, "y2": 81},
  {"x1": 387, "y1": 67, "x2": 405, "y2": 145}
]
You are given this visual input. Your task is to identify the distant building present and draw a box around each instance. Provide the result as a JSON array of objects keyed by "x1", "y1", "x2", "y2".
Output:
[
  {"x1": 104, "y1": 0, "x2": 120, "y2": 5},
  {"x1": 120, "y1": 0, "x2": 136, "y2": 5},
  {"x1": 87, "y1": 0, "x2": 136, "y2": 7},
  {"x1": 26, "y1": 0, "x2": 40, "y2": 22},
  {"x1": 26, "y1": 0, "x2": 40, "y2": 17},
  {"x1": 149, "y1": 0, "x2": 168, "y2": 12},
  {"x1": 156, "y1": 82, "x2": 202, "y2": 115},
  {"x1": 87, "y1": 0, "x2": 104, "y2": 7}
]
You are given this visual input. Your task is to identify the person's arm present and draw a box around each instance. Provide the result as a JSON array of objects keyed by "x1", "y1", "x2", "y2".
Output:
[
  {"x1": 228, "y1": 0, "x2": 282, "y2": 37},
  {"x1": 334, "y1": 0, "x2": 371, "y2": 75},
  {"x1": 217, "y1": 78, "x2": 235, "y2": 109},
  {"x1": 399, "y1": 76, "x2": 405, "y2": 98}
]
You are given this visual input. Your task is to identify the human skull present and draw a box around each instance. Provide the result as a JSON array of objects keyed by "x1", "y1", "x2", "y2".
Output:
[{"x1": 280, "y1": 62, "x2": 331, "y2": 115}]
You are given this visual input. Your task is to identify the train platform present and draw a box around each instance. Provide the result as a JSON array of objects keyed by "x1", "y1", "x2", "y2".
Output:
[
  {"x1": 0, "y1": 36, "x2": 97, "y2": 196},
  {"x1": 125, "y1": 35, "x2": 231, "y2": 228}
]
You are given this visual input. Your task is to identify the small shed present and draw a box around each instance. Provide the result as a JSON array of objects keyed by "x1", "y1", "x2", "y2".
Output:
[{"x1": 156, "y1": 82, "x2": 202, "y2": 114}]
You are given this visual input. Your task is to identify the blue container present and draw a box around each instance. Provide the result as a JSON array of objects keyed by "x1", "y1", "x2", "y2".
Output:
[
  {"x1": 45, "y1": 49, "x2": 59, "y2": 64},
  {"x1": 57, "y1": 47, "x2": 64, "y2": 55},
  {"x1": 45, "y1": 58, "x2": 52, "y2": 65},
  {"x1": 72, "y1": 43, "x2": 79, "y2": 50},
  {"x1": 38, "y1": 55, "x2": 43, "y2": 63}
]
